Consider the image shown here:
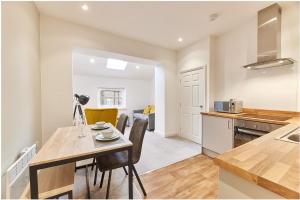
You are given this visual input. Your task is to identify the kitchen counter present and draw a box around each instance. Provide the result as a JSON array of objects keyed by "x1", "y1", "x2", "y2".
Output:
[
  {"x1": 202, "y1": 109, "x2": 297, "y2": 125},
  {"x1": 205, "y1": 109, "x2": 300, "y2": 198},
  {"x1": 201, "y1": 111, "x2": 242, "y2": 119}
]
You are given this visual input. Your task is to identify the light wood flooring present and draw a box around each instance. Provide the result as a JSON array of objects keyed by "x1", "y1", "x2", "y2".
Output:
[
  {"x1": 73, "y1": 154, "x2": 219, "y2": 199},
  {"x1": 140, "y1": 154, "x2": 219, "y2": 199}
]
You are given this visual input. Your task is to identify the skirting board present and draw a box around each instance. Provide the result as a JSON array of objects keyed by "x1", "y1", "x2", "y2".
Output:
[
  {"x1": 154, "y1": 130, "x2": 177, "y2": 138},
  {"x1": 154, "y1": 130, "x2": 165, "y2": 137},
  {"x1": 202, "y1": 147, "x2": 219, "y2": 158}
]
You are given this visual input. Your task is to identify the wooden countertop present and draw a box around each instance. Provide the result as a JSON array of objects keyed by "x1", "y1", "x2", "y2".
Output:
[
  {"x1": 201, "y1": 111, "x2": 242, "y2": 119},
  {"x1": 207, "y1": 109, "x2": 300, "y2": 199},
  {"x1": 202, "y1": 108, "x2": 298, "y2": 125}
]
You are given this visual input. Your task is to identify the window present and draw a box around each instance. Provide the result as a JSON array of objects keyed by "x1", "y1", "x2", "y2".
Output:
[{"x1": 98, "y1": 88, "x2": 126, "y2": 109}]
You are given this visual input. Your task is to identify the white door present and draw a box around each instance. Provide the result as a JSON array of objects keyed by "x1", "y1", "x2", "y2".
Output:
[{"x1": 180, "y1": 68, "x2": 206, "y2": 144}]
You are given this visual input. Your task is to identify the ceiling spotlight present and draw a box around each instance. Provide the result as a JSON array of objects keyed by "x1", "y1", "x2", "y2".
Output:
[
  {"x1": 81, "y1": 4, "x2": 89, "y2": 11},
  {"x1": 89, "y1": 58, "x2": 95, "y2": 63},
  {"x1": 178, "y1": 37, "x2": 183, "y2": 42},
  {"x1": 209, "y1": 13, "x2": 219, "y2": 22},
  {"x1": 136, "y1": 65, "x2": 140, "y2": 69}
]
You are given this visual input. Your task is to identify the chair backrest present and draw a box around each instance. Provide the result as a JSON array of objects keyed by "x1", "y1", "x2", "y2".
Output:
[
  {"x1": 129, "y1": 118, "x2": 148, "y2": 164},
  {"x1": 84, "y1": 108, "x2": 118, "y2": 125},
  {"x1": 116, "y1": 114, "x2": 128, "y2": 134}
]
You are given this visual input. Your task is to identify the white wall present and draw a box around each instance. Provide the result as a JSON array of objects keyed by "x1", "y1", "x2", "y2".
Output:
[
  {"x1": 1, "y1": 2, "x2": 41, "y2": 175},
  {"x1": 298, "y1": 2, "x2": 300, "y2": 111},
  {"x1": 154, "y1": 67, "x2": 165, "y2": 136},
  {"x1": 214, "y1": 2, "x2": 299, "y2": 111},
  {"x1": 177, "y1": 36, "x2": 216, "y2": 110},
  {"x1": 40, "y1": 15, "x2": 177, "y2": 142},
  {"x1": 73, "y1": 74, "x2": 154, "y2": 124}
]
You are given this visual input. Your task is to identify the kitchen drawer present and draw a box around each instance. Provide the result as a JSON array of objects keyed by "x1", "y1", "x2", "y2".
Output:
[{"x1": 244, "y1": 121, "x2": 270, "y2": 132}]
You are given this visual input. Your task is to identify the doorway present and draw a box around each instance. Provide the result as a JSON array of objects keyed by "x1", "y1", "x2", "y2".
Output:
[
  {"x1": 179, "y1": 67, "x2": 206, "y2": 144},
  {"x1": 72, "y1": 48, "x2": 166, "y2": 136}
]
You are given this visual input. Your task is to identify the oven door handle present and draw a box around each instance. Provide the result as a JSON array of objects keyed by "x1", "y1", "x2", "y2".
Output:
[{"x1": 236, "y1": 127, "x2": 267, "y2": 137}]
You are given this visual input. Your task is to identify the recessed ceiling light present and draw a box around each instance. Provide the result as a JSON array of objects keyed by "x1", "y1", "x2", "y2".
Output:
[
  {"x1": 178, "y1": 37, "x2": 183, "y2": 42},
  {"x1": 106, "y1": 58, "x2": 127, "y2": 70},
  {"x1": 136, "y1": 65, "x2": 140, "y2": 69},
  {"x1": 89, "y1": 58, "x2": 95, "y2": 63},
  {"x1": 81, "y1": 4, "x2": 88, "y2": 11}
]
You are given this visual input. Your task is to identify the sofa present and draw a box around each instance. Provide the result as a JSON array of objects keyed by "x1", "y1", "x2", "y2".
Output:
[{"x1": 133, "y1": 106, "x2": 155, "y2": 131}]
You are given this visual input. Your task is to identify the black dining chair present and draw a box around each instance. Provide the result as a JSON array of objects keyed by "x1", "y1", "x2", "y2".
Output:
[
  {"x1": 116, "y1": 114, "x2": 128, "y2": 135},
  {"x1": 94, "y1": 118, "x2": 148, "y2": 199},
  {"x1": 93, "y1": 114, "x2": 129, "y2": 185}
]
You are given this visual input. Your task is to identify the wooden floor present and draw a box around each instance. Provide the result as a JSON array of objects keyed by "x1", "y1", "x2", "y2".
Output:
[
  {"x1": 72, "y1": 154, "x2": 219, "y2": 199},
  {"x1": 140, "y1": 154, "x2": 219, "y2": 199}
]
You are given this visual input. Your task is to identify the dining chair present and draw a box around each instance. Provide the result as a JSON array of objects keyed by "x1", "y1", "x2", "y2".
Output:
[
  {"x1": 116, "y1": 113, "x2": 128, "y2": 135},
  {"x1": 93, "y1": 114, "x2": 129, "y2": 185},
  {"x1": 84, "y1": 108, "x2": 118, "y2": 126},
  {"x1": 85, "y1": 108, "x2": 118, "y2": 171},
  {"x1": 94, "y1": 118, "x2": 148, "y2": 199}
]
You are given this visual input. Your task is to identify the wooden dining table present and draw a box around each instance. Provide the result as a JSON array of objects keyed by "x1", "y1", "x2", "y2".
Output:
[{"x1": 29, "y1": 123, "x2": 133, "y2": 199}]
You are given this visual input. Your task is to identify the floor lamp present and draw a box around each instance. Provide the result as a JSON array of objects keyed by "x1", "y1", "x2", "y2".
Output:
[{"x1": 73, "y1": 94, "x2": 89, "y2": 124}]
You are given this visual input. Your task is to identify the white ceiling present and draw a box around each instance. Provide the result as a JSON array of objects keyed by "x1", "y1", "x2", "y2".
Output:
[
  {"x1": 73, "y1": 50, "x2": 155, "y2": 80},
  {"x1": 35, "y1": 1, "x2": 273, "y2": 50}
]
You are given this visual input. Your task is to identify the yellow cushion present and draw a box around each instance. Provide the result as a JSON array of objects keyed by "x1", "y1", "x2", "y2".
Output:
[
  {"x1": 143, "y1": 105, "x2": 151, "y2": 114},
  {"x1": 150, "y1": 106, "x2": 155, "y2": 113}
]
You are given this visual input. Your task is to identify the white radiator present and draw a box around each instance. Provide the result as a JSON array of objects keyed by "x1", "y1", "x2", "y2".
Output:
[{"x1": 6, "y1": 144, "x2": 37, "y2": 199}]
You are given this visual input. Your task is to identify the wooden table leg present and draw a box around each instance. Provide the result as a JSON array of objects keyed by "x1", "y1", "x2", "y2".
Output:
[
  {"x1": 85, "y1": 165, "x2": 91, "y2": 199},
  {"x1": 128, "y1": 147, "x2": 133, "y2": 199},
  {"x1": 29, "y1": 165, "x2": 38, "y2": 199}
]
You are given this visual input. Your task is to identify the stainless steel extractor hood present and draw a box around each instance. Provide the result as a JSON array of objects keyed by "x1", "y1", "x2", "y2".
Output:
[{"x1": 243, "y1": 3, "x2": 295, "y2": 70}]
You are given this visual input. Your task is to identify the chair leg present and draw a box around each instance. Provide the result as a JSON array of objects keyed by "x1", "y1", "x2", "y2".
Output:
[
  {"x1": 94, "y1": 165, "x2": 98, "y2": 185},
  {"x1": 100, "y1": 171, "x2": 105, "y2": 188},
  {"x1": 91, "y1": 157, "x2": 96, "y2": 170},
  {"x1": 123, "y1": 166, "x2": 128, "y2": 175},
  {"x1": 68, "y1": 191, "x2": 73, "y2": 199},
  {"x1": 132, "y1": 165, "x2": 147, "y2": 196},
  {"x1": 106, "y1": 170, "x2": 112, "y2": 199}
]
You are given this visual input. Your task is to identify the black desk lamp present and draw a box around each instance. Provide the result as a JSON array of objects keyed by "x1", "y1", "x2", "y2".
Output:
[{"x1": 73, "y1": 94, "x2": 89, "y2": 124}]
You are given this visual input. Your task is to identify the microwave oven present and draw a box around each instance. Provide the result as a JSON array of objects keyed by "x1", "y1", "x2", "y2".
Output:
[{"x1": 214, "y1": 99, "x2": 243, "y2": 114}]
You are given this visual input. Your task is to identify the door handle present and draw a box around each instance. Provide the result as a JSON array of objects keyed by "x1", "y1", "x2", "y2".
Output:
[
  {"x1": 200, "y1": 105, "x2": 203, "y2": 108},
  {"x1": 228, "y1": 120, "x2": 231, "y2": 129}
]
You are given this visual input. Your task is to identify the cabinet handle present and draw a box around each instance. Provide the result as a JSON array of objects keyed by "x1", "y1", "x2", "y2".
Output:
[{"x1": 228, "y1": 120, "x2": 231, "y2": 129}]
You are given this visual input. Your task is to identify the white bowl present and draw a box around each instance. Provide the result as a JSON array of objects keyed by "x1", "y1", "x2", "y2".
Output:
[
  {"x1": 101, "y1": 130, "x2": 114, "y2": 138},
  {"x1": 95, "y1": 121, "x2": 105, "y2": 128}
]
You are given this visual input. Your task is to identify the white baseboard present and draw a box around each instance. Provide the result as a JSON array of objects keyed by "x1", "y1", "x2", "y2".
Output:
[
  {"x1": 154, "y1": 130, "x2": 165, "y2": 137},
  {"x1": 202, "y1": 147, "x2": 219, "y2": 158},
  {"x1": 153, "y1": 131, "x2": 179, "y2": 138},
  {"x1": 165, "y1": 132, "x2": 178, "y2": 137}
]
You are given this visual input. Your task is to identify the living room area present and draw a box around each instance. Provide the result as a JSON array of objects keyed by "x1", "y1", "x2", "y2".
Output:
[{"x1": 72, "y1": 48, "x2": 156, "y2": 132}]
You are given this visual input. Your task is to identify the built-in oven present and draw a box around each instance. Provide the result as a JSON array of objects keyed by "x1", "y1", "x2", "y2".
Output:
[{"x1": 234, "y1": 119, "x2": 283, "y2": 147}]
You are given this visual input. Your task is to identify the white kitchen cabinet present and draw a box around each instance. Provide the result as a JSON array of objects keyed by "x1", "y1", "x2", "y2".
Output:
[{"x1": 202, "y1": 115, "x2": 234, "y2": 154}]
